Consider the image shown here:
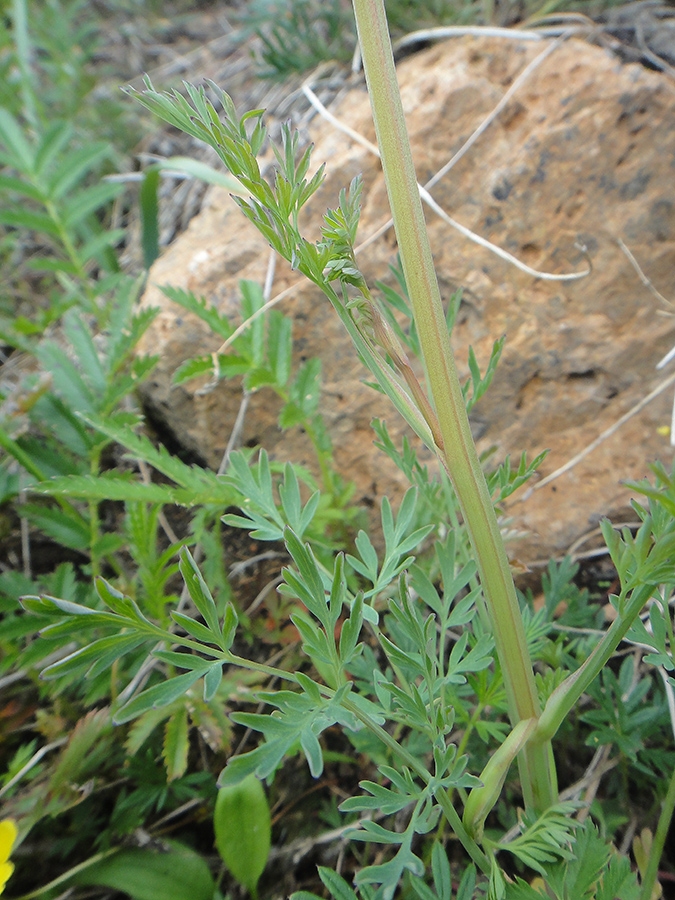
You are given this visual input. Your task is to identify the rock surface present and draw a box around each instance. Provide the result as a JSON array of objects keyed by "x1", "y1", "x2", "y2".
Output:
[{"x1": 137, "y1": 34, "x2": 675, "y2": 563}]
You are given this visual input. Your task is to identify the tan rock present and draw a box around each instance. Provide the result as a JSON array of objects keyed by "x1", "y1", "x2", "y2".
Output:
[{"x1": 137, "y1": 35, "x2": 675, "y2": 562}]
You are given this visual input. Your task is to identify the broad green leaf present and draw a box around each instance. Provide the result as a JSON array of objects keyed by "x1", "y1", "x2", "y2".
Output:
[
  {"x1": 73, "y1": 840, "x2": 214, "y2": 900},
  {"x1": 214, "y1": 775, "x2": 271, "y2": 894}
]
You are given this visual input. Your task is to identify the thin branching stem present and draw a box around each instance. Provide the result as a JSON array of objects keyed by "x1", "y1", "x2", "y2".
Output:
[{"x1": 351, "y1": 0, "x2": 556, "y2": 813}]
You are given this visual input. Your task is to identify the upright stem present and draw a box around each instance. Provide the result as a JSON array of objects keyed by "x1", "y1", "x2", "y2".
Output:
[
  {"x1": 639, "y1": 761, "x2": 675, "y2": 900},
  {"x1": 351, "y1": 0, "x2": 556, "y2": 813}
]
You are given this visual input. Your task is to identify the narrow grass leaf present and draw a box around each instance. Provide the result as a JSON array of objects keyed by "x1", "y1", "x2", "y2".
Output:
[
  {"x1": 139, "y1": 167, "x2": 160, "y2": 268},
  {"x1": 114, "y1": 668, "x2": 209, "y2": 724},
  {"x1": 179, "y1": 547, "x2": 221, "y2": 636}
]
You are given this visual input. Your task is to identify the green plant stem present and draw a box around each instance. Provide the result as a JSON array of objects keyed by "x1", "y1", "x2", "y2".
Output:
[
  {"x1": 342, "y1": 696, "x2": 492, "y2": 874},
  {"x1": 534, "y1": 583, "x2": 655, "y2": 742},
  {"x1": 639, "y1": 760, "x2": 675, "y2": 900},
  {"x1": 183, "y1": 637, "x2": 493, "y2": 873},
  {"x1": 10, "y1": 847, "x2": 120, "y2": 900},
  {"x1": 351, "y1": 0, "x2": 556, "y2": 814}
]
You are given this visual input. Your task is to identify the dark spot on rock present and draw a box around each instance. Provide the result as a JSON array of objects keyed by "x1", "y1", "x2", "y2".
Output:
[
  {"x1": 529, "y1": 149, "x2": 551, "y2": 185},
  {"x1": 648, "y1": 199, "x2": 674, "y2": 241},
  {"x1": 492, "y1": 178, "x2": 513, "y2": 201},
  {"x1": 618, "y1": 91, "x2": 649, "y2": 121},
  {"x1": 619, "y1": 169, "x2": 650, "y2": 200},
  {"x1": 484, "y1": 210, "x2": 504, "y2": 229},
  {"x1": 567, "y1": 369, "x2": 596, "y2": 380}
]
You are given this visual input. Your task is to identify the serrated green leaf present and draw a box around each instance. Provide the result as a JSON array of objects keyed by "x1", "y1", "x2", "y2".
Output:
[
  {"x1": 19, "y1": 503, "x2": 90, "y2": 551},
  {"x1": 0, "y1": 207, "x2": 60, "y2": 235},
  {"x1": 78, "y1": 414, "x2": 236, "y2": 504},
  {"x1": 62, "y1": 181, "x2": 122, "y2": 228},
  {"x1": 33, "y1": 473, "x2": 187, "y2": 505},
  {"x1": 34, "y1": 121, "x2": 73, "y2": 177},
  {"x1": 173, "y1": 353, "x2": 250, "y2": 385},
  {"x1": 79, "y1": 227, "x2": 127, "y2": 266},
  {"x1": 267, "y1": 309, "x2": 292, "y2": 387},
  {"x1": 62, "y1": 311, "x2": 107, "y2": 395},
  {"x1": 0, "y1": 108, "x2": 34, "y2": 170},
  {"x1": 163, "y1": 706, "x2": 189, "y2": 781},
  {"x1": 50, "y1": 709, "x2": 111, "y2": 794},
  {"x1": 39, "y1": 340, "x2": 98, "y2": 413},
  {"x1": 126, "y1": 705, "x2": 177, "y2": 756},
  {"x1": 161, "y1": 284, "x2": 234, "y2": 341},
  {"x1": 46, "y1": 142, "x2": 111, "y2": 199},
  {"x1": 0, "y1": 173, "x2": 46, "y2": 202},
  {"x1": 431, "y1": 841, "x2": 452, "y2": 900}
]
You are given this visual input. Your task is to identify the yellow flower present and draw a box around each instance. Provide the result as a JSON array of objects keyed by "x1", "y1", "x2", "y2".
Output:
[{"x1": 0, "y1": 819, "x2": 17, "y2": 895}]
